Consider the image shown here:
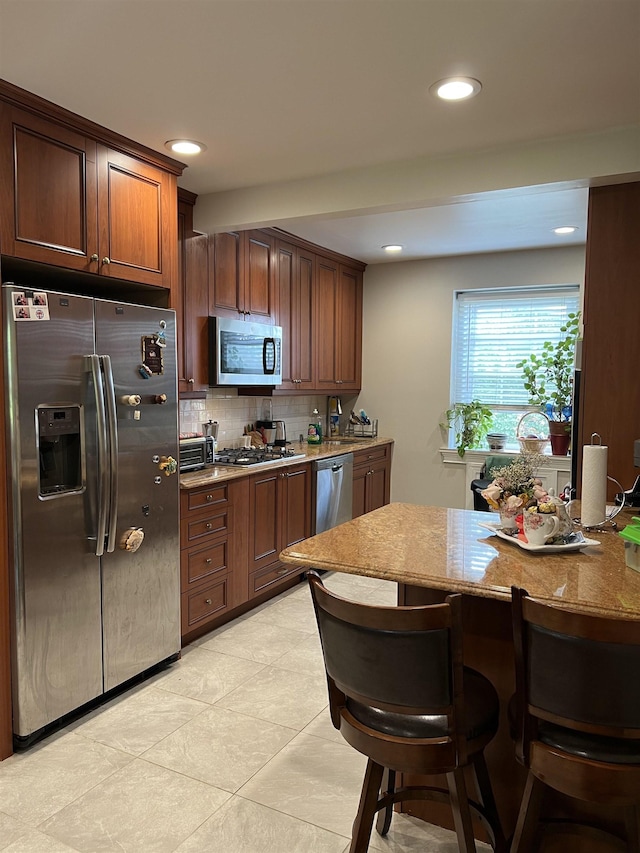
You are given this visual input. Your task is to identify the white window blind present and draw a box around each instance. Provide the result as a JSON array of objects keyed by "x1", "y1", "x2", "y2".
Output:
[{"x1": 452, "y1": 286, "x2": 580, "y2": 407}]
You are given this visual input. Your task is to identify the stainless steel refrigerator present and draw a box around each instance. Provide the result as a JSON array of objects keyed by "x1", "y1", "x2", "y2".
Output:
[{"x1": 3, "y1": 284, "x2": 180, "y2": 743}]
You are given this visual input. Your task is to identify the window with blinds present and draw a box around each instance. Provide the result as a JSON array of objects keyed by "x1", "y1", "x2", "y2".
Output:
[{"x1": 451, "y1": 286, "x2": 581, "y2": 408}]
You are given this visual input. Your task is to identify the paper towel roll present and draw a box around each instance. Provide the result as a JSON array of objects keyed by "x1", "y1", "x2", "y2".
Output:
[{"x1": 581, "y1": 443, "x2": 608, "y2": 527}]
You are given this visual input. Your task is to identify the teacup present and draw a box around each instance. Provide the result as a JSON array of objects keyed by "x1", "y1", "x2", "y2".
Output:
[
  {"x1": 499, "y1": 506, "x2": 519, "y2": 531},
  {"x1": 523, "y1": 511, "x2": 560, "y2": 546}
]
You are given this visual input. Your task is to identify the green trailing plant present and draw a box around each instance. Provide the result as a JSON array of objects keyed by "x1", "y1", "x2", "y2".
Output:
[
  {"x1": 441, "y1": 400, "x2": 494, "y2": 458},
  {"x1": 516, "y1": 312, "x2": 580, "y2": 422}
]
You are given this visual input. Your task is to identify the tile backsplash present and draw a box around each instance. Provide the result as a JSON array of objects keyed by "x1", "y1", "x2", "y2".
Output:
[{"x1": 179, "y1": 392, "x2": 354, "y2": 446}]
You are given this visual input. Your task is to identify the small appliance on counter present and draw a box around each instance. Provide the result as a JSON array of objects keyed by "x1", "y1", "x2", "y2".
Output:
[{"x1": 328, "y1": 396, "x2": 342, "y2": 436}]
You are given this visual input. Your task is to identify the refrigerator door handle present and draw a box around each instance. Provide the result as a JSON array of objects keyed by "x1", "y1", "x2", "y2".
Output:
[
  {"x1": 89, "y1": 355, "x2": 109, "y2": 557},
  {"x1": 102, "y1": 355, "x2": 119, "y2": 554}
]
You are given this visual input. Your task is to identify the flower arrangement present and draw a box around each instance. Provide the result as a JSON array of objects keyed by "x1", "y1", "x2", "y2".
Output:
[
  {"x1": 481, "y1": 451, "x2": 575, "y2": 543},
  {"x1": 481, "y1": 452, "x2": 550, "y2": 514}
]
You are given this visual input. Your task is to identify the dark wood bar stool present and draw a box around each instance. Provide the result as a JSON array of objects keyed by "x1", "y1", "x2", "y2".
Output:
[
  {"x1": 511, "y1": 586, "x2": 640, "y2": 852},
  {"x1": 307, "y1": 570, "x2": 506, "y2": 852}
]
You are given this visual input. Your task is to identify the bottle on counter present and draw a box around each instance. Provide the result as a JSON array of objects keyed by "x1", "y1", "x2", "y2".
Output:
[{"x1": 307, "y1": 408, "x2": 323, "y2": 444}]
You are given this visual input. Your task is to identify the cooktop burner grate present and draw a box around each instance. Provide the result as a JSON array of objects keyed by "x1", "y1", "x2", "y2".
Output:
[{"x1": 214, "y1": 446, "x2": 306, "y2": 467}]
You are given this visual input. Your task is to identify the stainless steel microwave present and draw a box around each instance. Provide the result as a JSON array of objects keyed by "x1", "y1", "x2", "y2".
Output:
[{"x1": 209, "y1": 316, "x2": 282, "y2": 386}]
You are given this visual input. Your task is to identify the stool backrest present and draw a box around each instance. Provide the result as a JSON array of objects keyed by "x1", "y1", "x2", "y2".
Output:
[
  {"x1": 308, "y1": 571, "x2": 466, "y2": 758},
  {"x1": 512, "y1": 586, "x2": 640, "y2": 760}
]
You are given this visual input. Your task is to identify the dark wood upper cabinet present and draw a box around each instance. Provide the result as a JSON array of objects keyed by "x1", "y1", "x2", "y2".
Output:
[
  {"x1": 0, "y1": 104, "x2": 98, "y2": 268},
  {"x1": 96, "y1": 147, "x2": 177, "y2": 289},
  {"x1": 209, "y1": 229, "x2": 275, "y2": 321},
  {"x1": 177, "y1": 189, "x2": 208, "y2": 396},
  {"x1": 0, "y1": 85, "x2": 183, "y2": 295},
  {"x1": 314, "y1": 254, "x2": 363, "y2": 392},
  {"x1": 276, "y1": 240, "x2": 314, "y2": 392}
]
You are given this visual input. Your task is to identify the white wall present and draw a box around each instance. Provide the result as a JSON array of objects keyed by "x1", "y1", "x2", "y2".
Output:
[{"x1": 356, "y1": 246, "x2": 586, "y2": 509}]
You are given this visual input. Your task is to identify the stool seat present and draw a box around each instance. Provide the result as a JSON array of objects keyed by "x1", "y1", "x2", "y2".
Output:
[
  {"x1": 539, "y1": 722, "x2": 640, "y2": 765},
  {"x1": 348, "y1": 667, "x2": 499, "y2": 742}
]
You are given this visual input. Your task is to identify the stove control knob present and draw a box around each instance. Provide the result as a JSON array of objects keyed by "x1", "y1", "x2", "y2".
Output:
[{"x1": 121, "y1": 394, "x2": 141, "y2": 407}]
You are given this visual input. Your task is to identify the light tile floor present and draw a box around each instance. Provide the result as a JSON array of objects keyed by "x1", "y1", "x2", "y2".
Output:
[{"x1": 0, "y1": 572, "x2": 490, "y2": 852}]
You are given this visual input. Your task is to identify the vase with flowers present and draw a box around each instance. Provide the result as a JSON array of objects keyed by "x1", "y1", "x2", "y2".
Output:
[{"x1": 480, "y1": 452, "x2": 573, "y2": 543}]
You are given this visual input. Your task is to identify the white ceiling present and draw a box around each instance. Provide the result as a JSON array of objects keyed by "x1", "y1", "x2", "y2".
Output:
[{"x1": 1, "y1": 0, "x2": 638, "y2": 263}]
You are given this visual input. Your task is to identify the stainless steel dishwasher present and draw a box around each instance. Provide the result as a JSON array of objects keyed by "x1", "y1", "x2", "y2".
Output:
[{"x1": 313, "y1": 453, "x2": 354, "y2": 534}]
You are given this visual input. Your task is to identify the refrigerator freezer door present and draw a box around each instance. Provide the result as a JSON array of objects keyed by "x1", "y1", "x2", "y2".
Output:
[
  {"x1": 3, "y1": 286, "x2": 103, "y2": 738},
  {"x1": 94, "y1": 300, "x2": 180, "y2": 691}
]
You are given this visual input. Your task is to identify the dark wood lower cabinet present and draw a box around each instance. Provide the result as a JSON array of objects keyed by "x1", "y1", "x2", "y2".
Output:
[
  {"x1": 248, "y1": 463, "x2": 311, "y2": 597},
  {"x1": 352, "y1": 443, "x2": 392, "y2": 518},
  {"x1": 179, "y1": 478, "x2": 249, "y2": 642},
  {"x1": 179, "y1": 446, "x2": 392, "y2": 643}
]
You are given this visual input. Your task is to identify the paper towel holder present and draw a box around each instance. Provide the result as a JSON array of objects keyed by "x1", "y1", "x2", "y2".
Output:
[{"x1": 579, "y1": 432, "x2": 624, "y2": 530}]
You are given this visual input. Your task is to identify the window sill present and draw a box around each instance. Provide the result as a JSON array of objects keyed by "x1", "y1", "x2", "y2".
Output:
[{"x1": 439, "y1": 447, "x2": 571, "y2": 471}]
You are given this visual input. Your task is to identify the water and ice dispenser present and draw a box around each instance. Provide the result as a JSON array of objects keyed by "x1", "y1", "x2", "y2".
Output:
[{"x1": 37, "y1": 404, "x2": 83, "y2": 497}]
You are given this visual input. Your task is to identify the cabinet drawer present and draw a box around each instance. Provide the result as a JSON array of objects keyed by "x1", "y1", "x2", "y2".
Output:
[
  {"x1": 181, "y1": 539, "x2": 228, "y2": 588},
  {"x1": 183, "y1": 484, "x2": 230, "y2": 514},
  {"x1": 353, "y1": 444, "x2": 390, "y2": 467},
  {"x1": 182, "y1": 575, "x2": 232, "y2": 632},
  {"x1": 181, "y1": 508, "x2": 230, "y2": 546},
  {"x1": 250, "y1": 562, "x2": 302, "y2": 598}
]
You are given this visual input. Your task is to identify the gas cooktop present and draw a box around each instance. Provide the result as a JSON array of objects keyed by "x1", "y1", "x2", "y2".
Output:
[{"x1": 214, "y1": 447, "x2": 306, "y2": 467}]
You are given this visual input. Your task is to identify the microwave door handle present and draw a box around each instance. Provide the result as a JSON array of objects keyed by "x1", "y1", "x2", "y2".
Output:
[
  {"x1": 263, "y1": 337, "x2": 276, "y2": 375},
  {"x1": 101, "y1": 355, "x2": 119, "y2": 554},
  {"x1": 89, "y1": 355, "x2": 109, "y2": 557}
]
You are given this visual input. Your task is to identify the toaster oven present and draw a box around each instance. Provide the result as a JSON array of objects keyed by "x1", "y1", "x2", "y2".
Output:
[{"x1": 179, "y1": 436, "x2": 214, "y2": 472}]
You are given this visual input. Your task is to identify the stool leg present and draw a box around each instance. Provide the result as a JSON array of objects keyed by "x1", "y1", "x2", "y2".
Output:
[
  {"x1": 350, "y1": 759, "x2": 384, "y2": 853},
  {"x1": 447, "y1": 766, "x2": 477, "y2": 853},
  {"x1": 375, "y1": 767, "x2": 396, "y2": 836},
  {"x1": 471, "y1": 752, "x2": 505, "y2": 852},
  {"x1": 511, "y1": 771, "x2": 545, "y2": 853}
]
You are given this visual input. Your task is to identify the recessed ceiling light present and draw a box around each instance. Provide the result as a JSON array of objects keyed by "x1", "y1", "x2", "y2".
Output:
[
  {"x1": 165, "y1": 139, "x2": 207, "y2": 155},
  {"x1": 382, "y1": 244, "x2": 404, "y2": 253},
  {"x1": 430, "y1": 77, "x2": 482, "y2": 101},
  {"x1": 553, "y1": 226, "x2": 578, "y2": 235}
]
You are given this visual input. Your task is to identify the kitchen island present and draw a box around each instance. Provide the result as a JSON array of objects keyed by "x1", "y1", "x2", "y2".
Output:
[{"x1": 280, "y1": 502, "x2": 640, "y2": 851}]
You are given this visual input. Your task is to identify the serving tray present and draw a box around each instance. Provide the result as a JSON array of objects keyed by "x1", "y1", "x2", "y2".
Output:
[{"x1": 478, "y1": 521, "x2": 600, "y2": 553}]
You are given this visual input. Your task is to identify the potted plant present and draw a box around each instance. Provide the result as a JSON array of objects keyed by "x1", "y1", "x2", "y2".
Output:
[
  {"x1": 441, "y1": 400, "x2": 493, "y2": 458},
  {"x1": 516, "y1": 312, "x2": 580, "y2": 455}
]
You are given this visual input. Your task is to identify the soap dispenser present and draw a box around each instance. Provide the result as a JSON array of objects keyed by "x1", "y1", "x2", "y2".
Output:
[{"x1": 307, "y1": 408, "x2": 323, "y2": 444}]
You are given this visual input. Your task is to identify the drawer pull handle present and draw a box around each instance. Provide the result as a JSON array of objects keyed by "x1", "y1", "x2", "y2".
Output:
[
  {"x1": 205, "y1": 558, "x2": 212, "y2": 564},
  {"x1": 205, "y1": 598, "x2": 212, "y2": 605},
  {"x1": 206, "y1": 494, "x2": 213, "y2": 502},
  {"x1": 276, "y1": 568, "x2": 289, "y2": 576},
  {"x1": 205, "y1": 522, "x2": 212, "y2": 529}
]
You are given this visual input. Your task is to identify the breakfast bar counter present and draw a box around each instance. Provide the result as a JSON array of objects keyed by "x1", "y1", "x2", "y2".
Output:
[
  {"x1": 280, "y1": 503, "x2": 640, "y2": 850},
  {"x1": 280, "y1": 502, "x2": 640, "y2": 619}
]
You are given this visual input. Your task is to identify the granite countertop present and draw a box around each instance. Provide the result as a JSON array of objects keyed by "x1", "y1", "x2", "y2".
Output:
[
  {"x1": 280, "y1": 502, "x2": 640, "y2": 620},
  {"x1": 179, "y1": 437, "x2": 393, "y2": 489}
]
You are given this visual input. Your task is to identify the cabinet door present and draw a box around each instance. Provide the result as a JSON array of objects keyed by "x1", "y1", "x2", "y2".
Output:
[
  {"x1": 177, "y1": 192, "x2": 208, "y2": 396},
  {"x1": 280, "y1": 465, "x2": 311, "y2": 549},
  {"x1": 0, "y1": 104, "x2": 98, "y2": 270},
  {"x1": 352, "y1": 463, "x2": 368, "y2": 519},
  {"x1": 209, "y1": 231, "x2": 243, "y2": 318},
  {"x1": 277, "y1": 241, "x2": 314, "y2": 392},
  {"x1": 249, "y1": 470, "x2": 280, "y2": 572},
  {"x1": 315, "y1": 255, "x2": 339, "y2": 390},
  {"x1": 97, "y1": 147, "x2": 177, "y2": 290},
  {"x1": 336, "y1": 265, "x2": 362, "y2": 391},
  {"x1": 367, "y1": 464, "x2": 389, "y2": 513},
  {"x1": 244, "y1": 230, "x2": 275, "y2": 320}
]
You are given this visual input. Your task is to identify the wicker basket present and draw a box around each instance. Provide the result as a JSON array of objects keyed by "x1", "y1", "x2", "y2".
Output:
[{"x1": 516, "y1": 412, "x2": 549, "y2": 453}]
